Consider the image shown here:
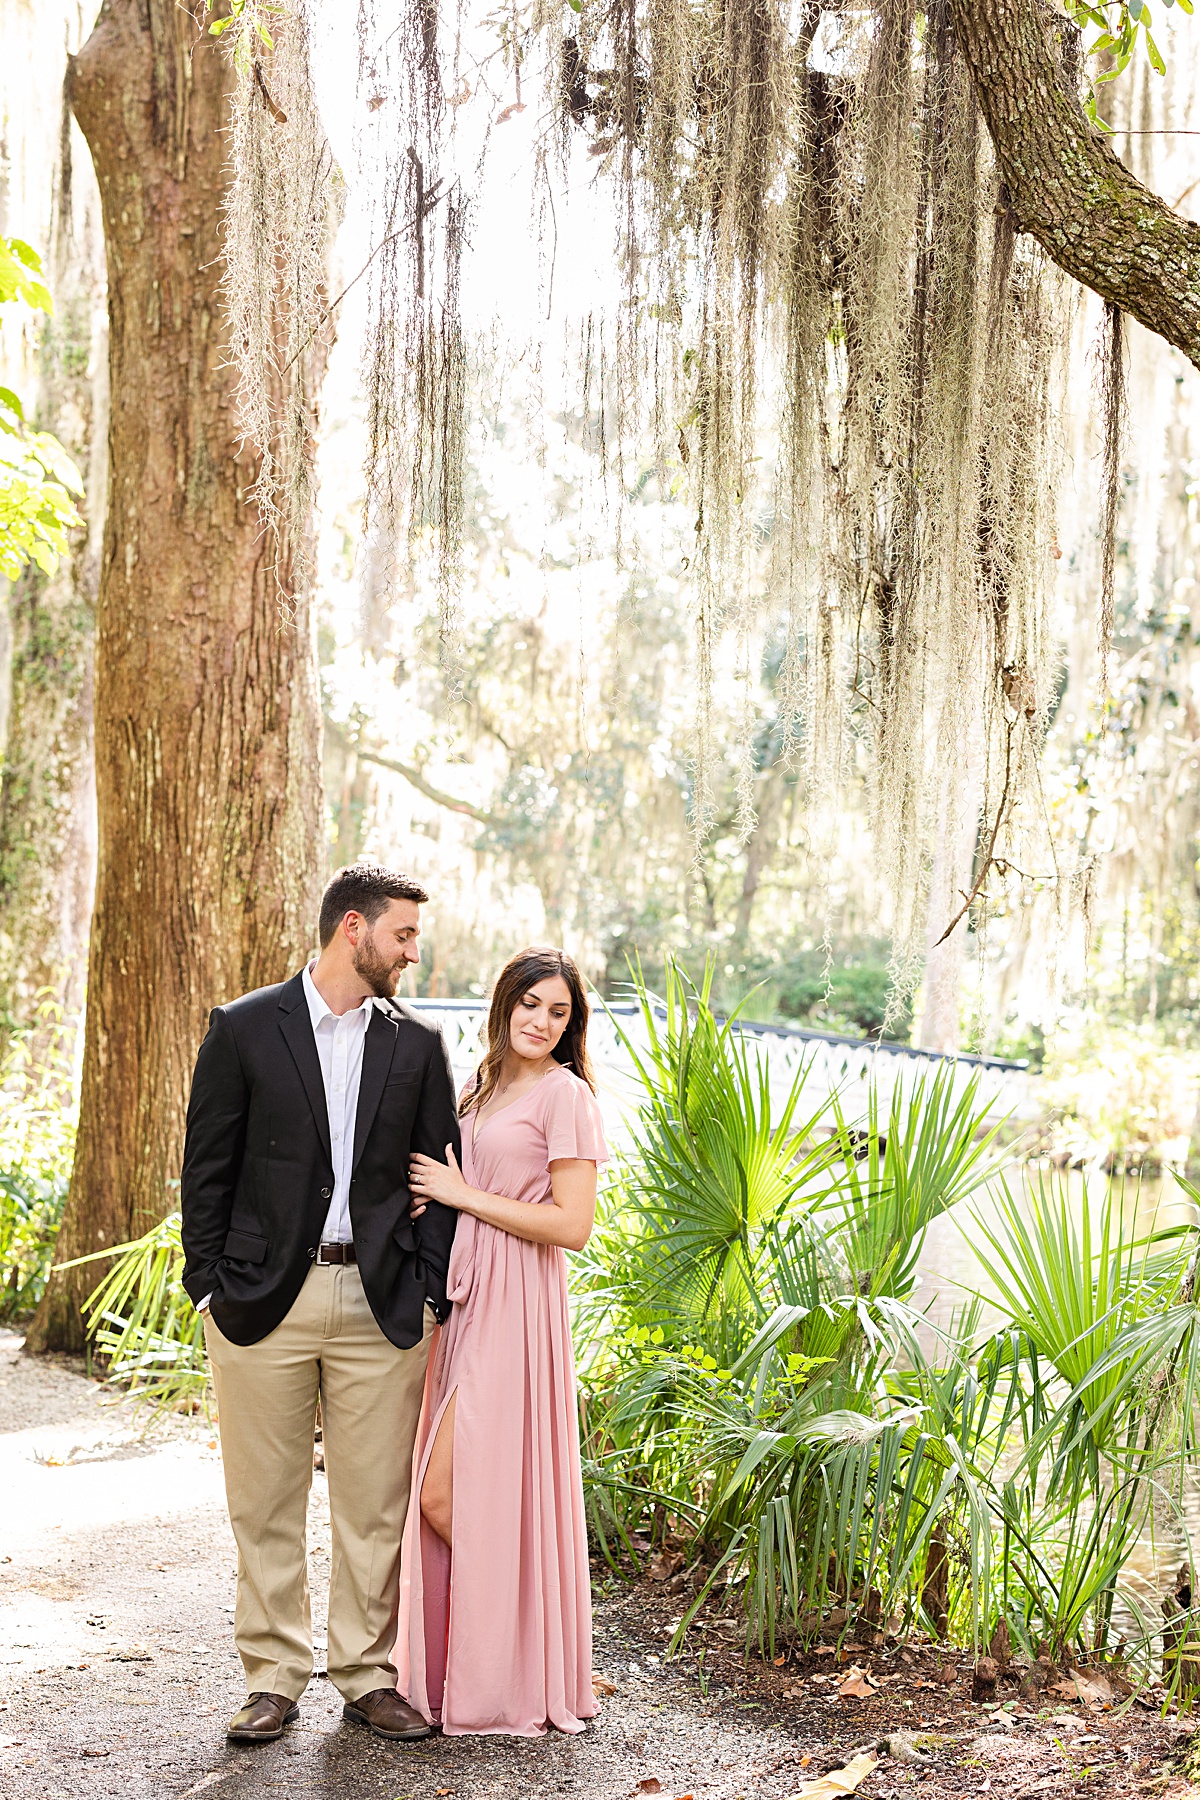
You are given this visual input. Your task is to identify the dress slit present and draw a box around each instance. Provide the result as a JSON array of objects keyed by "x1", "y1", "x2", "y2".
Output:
[{"x1": 416, "y1": 1383, "x2": 458, "y2": 1526}]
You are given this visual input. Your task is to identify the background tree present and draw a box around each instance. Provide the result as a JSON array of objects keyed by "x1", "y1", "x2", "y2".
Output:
[
  {"x1": 0, "y1": 25, "x2": 106, "y2": 1062},
  {"x1": 28, "y1": 0, "x2": 332, "y2": 1352}
]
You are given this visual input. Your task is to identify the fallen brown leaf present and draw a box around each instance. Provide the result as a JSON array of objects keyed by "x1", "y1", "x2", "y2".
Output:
[
  {"x1": 837, "y1": 1665, "x2": 878, "y2": 1698},
  {"x1": 648, "y1": 1548, "x2": 685, "y2": 1581},
  {"x1": 1047, "y1": 1678, "x2": 1079, "y2": 1700},
  {"x1": 1072, "y1": 1669, "x2": 1114, "y2": 1705},
  {"x1": 592, "y1": 1676, "x2": 617, "y2": 1697},
  {"x1": 633, "y1": 1782, "x2": 662, "y2": 1795},
  {"x1": 787, "y1": 1749, "x2": 878, "y2": 1799}
]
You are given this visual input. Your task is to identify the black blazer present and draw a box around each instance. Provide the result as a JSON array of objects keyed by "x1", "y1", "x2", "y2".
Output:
[{"x1": 180, "y1": 969, "x2": 460, "y2": 1348}]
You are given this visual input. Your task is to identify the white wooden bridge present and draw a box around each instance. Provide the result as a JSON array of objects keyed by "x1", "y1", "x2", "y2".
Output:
[{"x1": 407, "y1": 1000, "x2": 1032, "y2": 1147}]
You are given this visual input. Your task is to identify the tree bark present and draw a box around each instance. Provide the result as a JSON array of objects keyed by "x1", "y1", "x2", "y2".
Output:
[
  {"x1": 948, "y1": 0, "x2": 1200, "y2": 370},
  {"x1": 27, "y1": 0, "x2": 327, "y2": 1352},
  {"x1": 917, "y1": 734, "x2": 983, "y2": 1054},
  {"x1": 734, "y1": 768, "x2": 785, "y2": 947},
  {"x1": 0, "y1": 63, "x2": 106, "y2": 1061}
]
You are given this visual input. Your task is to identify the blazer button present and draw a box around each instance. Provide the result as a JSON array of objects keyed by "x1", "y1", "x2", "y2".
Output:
[
  {"x1": 307, "y1": 1246, "x2": 317, "y2": 1258},
  {"x1": 320, "y1": 1186, "x2": 332, "y2": 1199}
]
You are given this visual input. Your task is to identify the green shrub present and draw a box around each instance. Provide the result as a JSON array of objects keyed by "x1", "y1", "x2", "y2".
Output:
[
  {"x1": 576, "y1": 958, "x2": 1200, "y2": 1690},
  {"x1": 60, "y1": 1205, "x2": 208, "y2": 1415},
  {"x1": 706, "y1": 940, "x2": 912, "y2": 1041},
  {"x1": 0, "y1": 1001, "x2": 77, "y2": 1321}
]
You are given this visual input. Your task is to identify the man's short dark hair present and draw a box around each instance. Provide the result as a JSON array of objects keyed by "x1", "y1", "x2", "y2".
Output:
[{"x1": 318, "y1": 864, "x2": 429, "y2": 947}]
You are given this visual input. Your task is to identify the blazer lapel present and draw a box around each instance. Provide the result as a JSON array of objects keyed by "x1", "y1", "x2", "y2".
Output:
[
  {"x1": 353, "y1": 1006, "x2": 398, "y2": 1171},
  {"x1": 279, "y1": 979, "x2": 332, "y2": 1163}
]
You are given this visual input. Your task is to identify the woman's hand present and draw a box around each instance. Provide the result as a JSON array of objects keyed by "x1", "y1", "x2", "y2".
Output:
[{"x1": 409, "y1": 1145, "x2": 474, "y2": 1218}]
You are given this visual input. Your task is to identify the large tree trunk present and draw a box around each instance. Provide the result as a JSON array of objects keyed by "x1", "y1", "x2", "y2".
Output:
[
  {"x1": 27, "y1": 0, "x2": 327, "y2": 1352},
  {"x1": 949, "y1": 0, "x2": 1200, "y2": 371},
  {"x1": 0, "y1": 59, "x2": 106, "y2": 1061}
]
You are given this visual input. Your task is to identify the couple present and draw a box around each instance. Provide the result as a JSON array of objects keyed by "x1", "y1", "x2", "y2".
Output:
[{"x1": 180, "y1": 863, "x2": 606, "y2": 1743}]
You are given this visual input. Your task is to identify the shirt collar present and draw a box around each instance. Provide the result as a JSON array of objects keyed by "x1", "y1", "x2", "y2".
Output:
[{"x1": 303, "y1": 961, "x2": 375, "y2": 1030}]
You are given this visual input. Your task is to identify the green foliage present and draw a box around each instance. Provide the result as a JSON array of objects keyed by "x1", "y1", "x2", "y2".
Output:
[
  {"x1": 0, "y1": 237, "x2": 84, "y2": 580},
  {"x1": 965, "y1": 1176, "x2": 1200, "y2": 1666},
  {"x1": 578, "y1": 960, "x2": 1200, "y2": 1685},
  {"x1": 0, "y1": 237, "x2": 53, "y2": 312},
  {"x1": 0, "y1": 997, "x2": 77, "y2": 1321},
  {"x1": 593, "y1": 960, "x2": 846, "y2": 1352},
  {"x1": 1066, "y1": 0, "x2": 1192, "y2": 106},
  {"x1": 205, "y1": 0, "x2": 284, "y2": 61},
  {"x1": 577, "y1": 959, "x2": 1003, "y2": 1652},
  {"x1": 59, "y1": 1206, "x2": 208, "y2": 1416},
  {"x1": 717, "y1": 942, "x2": 912, "y2": 1042}
]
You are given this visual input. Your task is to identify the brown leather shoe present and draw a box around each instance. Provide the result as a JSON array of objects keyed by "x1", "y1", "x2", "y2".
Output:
[
  {"x1": 343, "y1": 1688, "x2": 432, "y2": 1740},
  {"x1": 227, "y1": 1691, "x2": 300, "y2": 1742}
]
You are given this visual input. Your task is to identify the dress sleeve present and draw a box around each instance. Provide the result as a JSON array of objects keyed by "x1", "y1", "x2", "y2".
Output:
[{"x1": 545, "y1": 1074, "x2": 609, "y2": 1166}]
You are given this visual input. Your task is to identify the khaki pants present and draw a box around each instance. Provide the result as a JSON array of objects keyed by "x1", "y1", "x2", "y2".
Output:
[{"x1": 204, "y1": 1263, "x2": 434, "y2": 1703}]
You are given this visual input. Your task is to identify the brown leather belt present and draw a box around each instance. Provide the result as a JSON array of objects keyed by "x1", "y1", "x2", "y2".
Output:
[{"x1": 316, "y1": 1242, "x2": 356, "y2": 1264}]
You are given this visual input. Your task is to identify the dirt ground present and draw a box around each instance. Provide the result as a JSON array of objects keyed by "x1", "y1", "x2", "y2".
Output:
[{"x1": 0, "y1": 1325, "x2": 1193, "y2": 1800}]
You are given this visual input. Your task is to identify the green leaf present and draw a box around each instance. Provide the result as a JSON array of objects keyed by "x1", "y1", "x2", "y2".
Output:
[
  {"x1": 9, "y1": 238, "x2": 42, "y2": 272},
  {"x1": 1145, "y1": 25, "x2": 1166, "y2": 70},
  {"x1": 0, "y1": 236, "x2": 53, "y2": 313},
  {"x1": 0, "y1": 386, "x2": 25, "y2": 422}
]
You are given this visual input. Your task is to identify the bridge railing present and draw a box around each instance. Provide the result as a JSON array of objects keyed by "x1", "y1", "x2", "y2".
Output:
[{"x1": 407, "y1": 998, "x2": 1031, "y2": 1144}]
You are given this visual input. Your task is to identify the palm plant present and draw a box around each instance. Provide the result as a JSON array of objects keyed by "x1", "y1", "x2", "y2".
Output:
[
  {"x1": 57, "y1": 1205, "x2": 209, "y2": 1415},
  {"x1": 963, "y1": 1172, "x2": 1200, "y2": 1665},
  {"x1": 577, "y1": 957, "x2": 1007, "y2": 1652},
  {"x1": 825, "y1": 1073, "x2": 1008, "y2": 1303},
  {"x1": 579, "y1": 959, "x2": 845, "y2": 1363}
]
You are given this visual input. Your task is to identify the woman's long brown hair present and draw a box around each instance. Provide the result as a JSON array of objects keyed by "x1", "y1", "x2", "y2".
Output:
[{"x1": 459, "y1": 946, "x2": 596, "y2": 1117}]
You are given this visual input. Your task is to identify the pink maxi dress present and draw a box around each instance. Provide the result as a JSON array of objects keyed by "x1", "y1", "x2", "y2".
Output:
[{"x1": 395, "y1": 1062, "x2": 607, "y2": 1736}]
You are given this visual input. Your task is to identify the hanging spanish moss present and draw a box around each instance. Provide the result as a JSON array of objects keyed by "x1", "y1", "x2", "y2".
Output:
[
  {"x1": 218, "y1": 0, "x2": 340, "y2": 598},
  {"x1": 217, "y1": 0, "x2": 1079, "y2": 973},
  {"x1": 547, "y1": 0, "x2": 1069, "y2": 969},
  {"x1": 1097, "y1": 300, "x2": 1127, "y2": 687},
  {"x1": 356, "y1": 0, "x2": 468, "y2": 664}
]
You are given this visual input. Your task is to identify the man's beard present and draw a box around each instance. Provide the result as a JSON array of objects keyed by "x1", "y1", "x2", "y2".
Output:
[{"x1": 352, "y1": 927, "x2": 403, "y2": 998}]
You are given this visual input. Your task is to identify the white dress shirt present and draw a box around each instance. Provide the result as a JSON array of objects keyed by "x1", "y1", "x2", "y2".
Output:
[
  {"x1": 302, "y1": 961, "x2": 376, "y2": 1244},
  {"x1": 194, "y1": 966, "x2": 376, "y2": 1312}
]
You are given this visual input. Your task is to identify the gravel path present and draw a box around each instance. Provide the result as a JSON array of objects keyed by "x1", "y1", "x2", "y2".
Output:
[{"x1": 0, "y1": 1328, "x2": 1190, "y2": 1800}]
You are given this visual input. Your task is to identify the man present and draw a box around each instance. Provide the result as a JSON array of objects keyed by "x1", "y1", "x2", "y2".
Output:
[{"x1": 181, "y1": 864, "x2": 459, "y2": 1746}]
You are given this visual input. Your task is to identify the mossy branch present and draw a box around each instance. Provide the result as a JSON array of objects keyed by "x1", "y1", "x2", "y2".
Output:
[{"x1": 949, "y1": 0, "x2": 1200, "y2": 369}]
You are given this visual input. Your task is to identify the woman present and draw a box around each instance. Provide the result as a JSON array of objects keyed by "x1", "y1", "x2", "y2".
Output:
[{"x1": 396, "y1": 946, "x2": 607, "y2": 1737}]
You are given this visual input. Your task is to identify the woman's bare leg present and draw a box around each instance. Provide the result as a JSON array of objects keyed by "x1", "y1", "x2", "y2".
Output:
[{"x1": 420, "y1": 1391, "x2": 456, "y2": 1544}]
